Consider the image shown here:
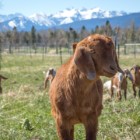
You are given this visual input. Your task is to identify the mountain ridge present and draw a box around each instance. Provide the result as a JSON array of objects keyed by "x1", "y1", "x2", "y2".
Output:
[{"x1": 0, "y1": 8, "x2": 139, "y2": 31}]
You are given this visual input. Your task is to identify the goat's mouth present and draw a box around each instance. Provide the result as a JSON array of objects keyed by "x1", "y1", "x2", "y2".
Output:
[
  {"x1": 103, "y1": 69, "x2": 116, "y2": 76},
  {"x1": 103, "y1": 66, "x2": 117, "y2": 76}
]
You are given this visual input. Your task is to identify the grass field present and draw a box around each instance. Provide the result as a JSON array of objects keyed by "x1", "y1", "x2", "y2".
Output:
[{"x1": 0, "y1": 54, "x2": 140, "y2": 140}]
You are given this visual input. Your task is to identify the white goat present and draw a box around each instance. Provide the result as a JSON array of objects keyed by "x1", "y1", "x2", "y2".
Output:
[
  {"x1": 103, "y1": 69, "x2": 133, "y2": 100},
  {"x1": 43, "y1": 68, "x2": 56, "y2": 90}
]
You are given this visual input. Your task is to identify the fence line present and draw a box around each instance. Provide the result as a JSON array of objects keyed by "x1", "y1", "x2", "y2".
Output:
[
  {"x1": 116, "y1": 43, "x2": 140, "y2": 59},
  {"x1": 1, "y1": 43, "x2": 140, "y2": 59}
]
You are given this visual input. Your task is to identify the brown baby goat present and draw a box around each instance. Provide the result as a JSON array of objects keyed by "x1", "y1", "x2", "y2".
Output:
[
  {"x1": 110, "y1": 69, "x2": 133, "y2": 100},
  {"x1": 49, "y1": 34, "x2": 123, "y2": 140},
  {"x1": 130, "y1": 65, "x2": 140, "y2": 98}
]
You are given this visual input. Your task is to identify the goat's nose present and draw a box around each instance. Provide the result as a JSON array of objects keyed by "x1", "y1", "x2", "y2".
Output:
[
  {"x1": 110, "y1": 65, "x2": 124, "y2": 74},
  {"x1": 117, "y1": 67, "x2": 124, "y2": 74}
]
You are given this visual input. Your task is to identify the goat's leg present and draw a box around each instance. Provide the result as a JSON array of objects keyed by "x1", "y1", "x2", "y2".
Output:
[
  {"x1": 44, "y1": 78, "x2": 49, "y2": 90},
  {"x1": 124, "y1": 89, "x2": 127, "y2": 100},
  {"x1": 70, "y1": 125, "x2": 74, "y2": 140},
  {"x1": 56, "y1": 118, "x2": 74, "y2": 140},
  {"x1": 132, "y1": 85, "x2": 136, "y2": 97},
  {"x1": 84, "y1": 115, "x2": 98, "y2": 140},
  {"x1": 117, "y1": 90, "x2": 122, "y2": 100},
  {"x1": 0, "y1": 86, "x2": 2, "y2": 94},
  {"x1": 139, "y1": 89, "x2": 140, "y2": 98},
  {"x1": 110, "y1": 87, "x2": 114, "y2": 99}
]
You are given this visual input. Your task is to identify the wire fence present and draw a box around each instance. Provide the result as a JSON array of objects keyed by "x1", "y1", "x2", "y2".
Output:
[
  {"x1": 1, "y1": 43, "x2": 140, "y2": 68},
  {"x1": 116, "y1": 43, "x2": 140, "y2": 59},
  {"x1": 0, "y1": 43, "x2": 73, "y2": 70},
  {"x1": 1, "y1": 43, "x2": 140, "y2": 54},
  {"x1": 0, "y1": 43, "x2": 73, "y2": 55}
]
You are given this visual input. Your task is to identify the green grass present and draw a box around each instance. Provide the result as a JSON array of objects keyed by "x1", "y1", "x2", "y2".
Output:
[{"x1": 0, "y1": 54, "x2": 140, "y2": 140}]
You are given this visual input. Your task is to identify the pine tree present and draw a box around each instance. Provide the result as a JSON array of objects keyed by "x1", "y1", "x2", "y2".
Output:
[{"x1": 31, "y1": 26, "x2": 36, "y2": 53}]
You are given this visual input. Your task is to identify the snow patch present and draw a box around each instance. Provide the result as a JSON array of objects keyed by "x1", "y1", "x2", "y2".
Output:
[
  {"x1": 8, "y1": 21, "x2": 16, "y2": 28},
  {"x1": 60, "y1": 17, "x2": 73, "y2": 24}
]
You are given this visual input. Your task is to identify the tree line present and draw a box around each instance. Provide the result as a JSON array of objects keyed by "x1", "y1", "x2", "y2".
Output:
[{"x1": 0, "y1": 20, "x2": 140, "y2": 54}]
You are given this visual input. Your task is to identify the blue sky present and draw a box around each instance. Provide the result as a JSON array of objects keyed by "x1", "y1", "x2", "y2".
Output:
[{"x1": 0, "y1": 0, "x2": 140, "y2": 16}]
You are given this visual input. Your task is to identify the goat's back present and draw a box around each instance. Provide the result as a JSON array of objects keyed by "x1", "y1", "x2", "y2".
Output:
[{"x1": 112, "y1": 73, "x2": 127, "y2": 90}]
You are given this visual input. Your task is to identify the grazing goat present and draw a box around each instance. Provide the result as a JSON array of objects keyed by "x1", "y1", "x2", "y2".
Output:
[
  {"x1": 110, "y1": 69, "x2": 133, "y2": 100},
  {"x1": 43, "y1": 68, "x2": 56, "y2": 90},
  {"x1": 130, "y1": 65, "x2": 140, "y2": 98},
  {"x1": 0, "y1": 75, "x2": 8, "y2": 94},
  {"x1": 103, "y1": 80, "x2": 111, "y2": 93},
  {"x1": 49, "y1": 34, "x2": 123, "y2": 140}
]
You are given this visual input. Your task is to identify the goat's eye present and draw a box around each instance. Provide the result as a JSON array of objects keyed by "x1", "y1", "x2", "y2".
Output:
[
  {"x1": 90, "y1": 49, "x2": 96, "y2": 54},
  {"x1": 89, "y1": 48, "x2": 96, "y2": 54},
  {"x1": 107, "y1": 42, "x2": 112, "y2": 46}
]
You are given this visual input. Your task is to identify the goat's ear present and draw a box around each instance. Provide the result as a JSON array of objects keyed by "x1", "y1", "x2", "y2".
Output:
[
  {"x1": 73, "y1": 46, "x2": 96, "y2": 80},
  {"x1": 130, "y1": 67, "x2": 133, "y2": 71},
  {"x1": 0, "y1": 75, "x2": 8, "y2": 80},
  {"x1": 72, "y1": 42, "x2": 78, "y2": 53},
  {"x1": 136, "y1": 66, "x2": 140, "y2": 73}
]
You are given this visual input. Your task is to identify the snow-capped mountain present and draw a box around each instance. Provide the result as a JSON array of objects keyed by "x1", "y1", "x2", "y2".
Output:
[
  {"x1": 29, "y1": 13, "x2": 55, "y2": 26},
  {"x1": 36, "y1": 7, "x2": 127, "y2": 25},
  {"x1": 50, "y1": 7, "x2": 126, "y2": 22},
  {"x1": 0, "y1": 7, "x2": 139, "y2": 31},
  {"x1": 0, "y1": 16, "x2": 49, "y2": 31},
  {"x1": 0, "y1": 13, "x2": 24, "y2": 22}
]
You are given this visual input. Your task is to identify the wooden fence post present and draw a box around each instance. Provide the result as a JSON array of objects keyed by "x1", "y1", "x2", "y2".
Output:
[
  {"x1": 59, "y1": 46, "x2": 62, "y2": 65},
  {"x1": 118, "y1": 44, "x2": 120, "y2": 60},
  {"x1": 134, "y1": 44, "x2": 136, "y2": 58},
  {"x1": 124, "y1": 44, "x2": 126, "y2": 55}
]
